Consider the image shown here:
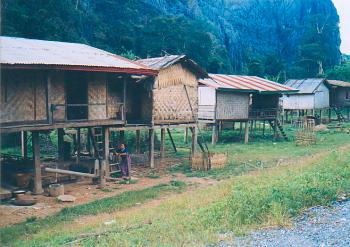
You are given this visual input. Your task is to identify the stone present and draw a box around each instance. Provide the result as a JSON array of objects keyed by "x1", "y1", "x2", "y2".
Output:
[{"x1": 57, "y1": 195, "x2": 76, "y2": 202}]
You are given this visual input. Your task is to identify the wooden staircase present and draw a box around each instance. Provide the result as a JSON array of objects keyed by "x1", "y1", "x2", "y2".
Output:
[
  {"x1": 332, "y1": 107, "x2": 345, "y2": 122},
  {"x1": 89, "y1": 127, "x2": 120, "y2": 176},
  {"x1": 268, "y1": 119, "x2": 288, "y2": 140}
]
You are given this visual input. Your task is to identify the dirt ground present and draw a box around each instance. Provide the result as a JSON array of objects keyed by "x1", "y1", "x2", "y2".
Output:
[{"x1": 0, "y1": 157, "x2": 216, "y2": 227}]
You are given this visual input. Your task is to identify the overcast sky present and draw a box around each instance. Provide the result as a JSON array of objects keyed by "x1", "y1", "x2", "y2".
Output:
[{"x1": 332, "y1": 0, "x2": 350, "y2": 54}]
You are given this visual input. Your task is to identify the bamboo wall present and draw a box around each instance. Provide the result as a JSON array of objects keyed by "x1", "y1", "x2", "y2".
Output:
[
  {"x1": 0, "y1": 70, "x2": 127, "y2": 128},
  {"x1": 152, "y1": 64, "x2": 198, "y2": 123},
  {"x1": 1, "y1": 70, "x2": 47, "y2": 124},
  {"x1": 216, "y1": 92, "x2": 249, "y2": 120}
]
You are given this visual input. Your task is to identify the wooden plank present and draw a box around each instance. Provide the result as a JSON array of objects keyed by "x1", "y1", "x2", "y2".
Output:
[
  {"x1": 32, "y1": 131, "x2": 43, "y2": 194},
  {"x1": 149, "y1": 129, "x2": 155, "y2": 168},
  {"x1": 166, "y1": 128, "x2": 177, "y2": 153},
  {"x1": 160, "y1": 128, "x2": 166, "y2": 158},
  {"x1": 45, "y1": 168, "x2": 97, "y2": 178}
]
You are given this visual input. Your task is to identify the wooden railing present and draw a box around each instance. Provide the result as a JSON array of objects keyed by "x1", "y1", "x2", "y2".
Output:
[{"x1": 249, "y1": 108, "x2": 278, "y2": 119}]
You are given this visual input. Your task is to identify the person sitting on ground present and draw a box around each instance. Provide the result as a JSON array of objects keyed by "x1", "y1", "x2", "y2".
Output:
[{"x1": 116, "y1": 143, "x2": 130, "y2": 179}]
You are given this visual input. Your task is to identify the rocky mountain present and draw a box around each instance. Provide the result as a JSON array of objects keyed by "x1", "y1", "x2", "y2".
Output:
[{"x1": 1, "y1": 0, "x2": 341, "y2": 79}]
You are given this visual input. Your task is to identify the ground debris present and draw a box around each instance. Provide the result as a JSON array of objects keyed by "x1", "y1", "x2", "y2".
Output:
[{"x1": 57, "y1": 195, "x2": 76, "y2": 202}]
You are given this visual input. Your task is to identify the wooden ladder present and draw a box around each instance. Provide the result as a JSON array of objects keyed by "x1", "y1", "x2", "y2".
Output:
[
  {"x1": 268, "y1": 119, "x2": 288, "y2": 140},
  {"x1": 89, "y1": 127, "x2": 120, "y2": 176},
  {"x1": 333, "y1": 107, "x2": 345, "y2": 122}
]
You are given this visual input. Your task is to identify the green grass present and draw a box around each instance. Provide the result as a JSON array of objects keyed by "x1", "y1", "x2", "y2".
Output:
[
  {"x1": 15, "y1": 143, "x2": 349, "y2": 247},
  {"x1": 0, "y1": 181, "x2": 187, "y2": 246}
]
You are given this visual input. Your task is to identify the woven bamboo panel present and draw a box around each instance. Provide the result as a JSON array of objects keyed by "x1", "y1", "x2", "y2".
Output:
[
  {"x1": 216, "y1": 92, "x2": 249, "y2": 119},
  {"x1": 153, "y1": 84, "x2": 198, "y2": 122},
  {"x1": 192, "y1": 152, "x2": 228, "y2": 171},
  {"x1": 50, "y1": 72, "x2": 65, "y2": 104},
  {"x1": 1, "y1": 71, "x2": 35, "y2": 123},
  {"x1": 155, "y1": 64, "x2": 198, "y2": 89},
  {"x1": 107, "y1": 81, "x2": 123, "y2": 119},
  {"x1": 88, "y1": 75, "x2": 106, "y2": 104},
  {"x1": 89, "y1": 105, "x2": 106, "y2": 120},
  {"x1": 35, "y1": 73, "x2": 47, "y2": 121}
]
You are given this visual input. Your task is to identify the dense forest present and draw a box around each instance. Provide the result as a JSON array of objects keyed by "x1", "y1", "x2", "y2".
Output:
[{"x1": 1, "y1": 0, "x2": 346, "y2": 81}]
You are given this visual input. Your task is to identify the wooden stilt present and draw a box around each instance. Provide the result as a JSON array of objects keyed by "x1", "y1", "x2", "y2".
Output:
[
  {"x1": 184, "y1": 127, "x2": 188, "y2": 144},
  {"x1": 211, "y1": 123, "x2": 218, "y2": 145},
  {"x1": 328, "y1": 108, "x2": 331, "y2": 122},
  {"x1": 57, "y1": 128, "x2": 64, "y2": 163},
  {"x1": 239, "y1": 122, "x2": 243, "y2": 135},
  {"x1": 21, "y1": 131, "x2": 28, "y2": 160},
  {"x1": 135, "y1": 130, "x2": 141, "y2": 154},
  {"x1": 100, "y1": 160, "x2": 106, "y2": 188},
  {"x1": 149, "y1": 129, "x2": 155, "y2": 168},
  {"x1": 166, "y1": 129, "x2": 177, "y2": 153},
  {"x1": 32, "y1": 131, "x2": 43, "y2": 194},
  {"x1": 76, "y1": 128, "x2": 81, "y2": 164},
  {"x1": 191, "y1": 127, "x2": 197, "y2": 156},
  {"x1": 273, "y1": 120, "x2": 277, "y2": 140},
  {"x1": 262, "y1": 120, "x2": 266, "y2": 136},
  {"x1": 232, "y1": 122, "x2": 235, "y2": 131},
  {"x1": 104, "y1": 127, "x2": 110, "y2": 177},
  {"x1": 244, "y1": 121, "x2": 249, "y2": 144},
  {"x1": 160, "y1": 128, "x2": 166, "y2": 159}
]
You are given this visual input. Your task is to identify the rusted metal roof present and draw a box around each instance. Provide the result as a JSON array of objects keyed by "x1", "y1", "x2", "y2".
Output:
[
  {"x1": 138, "y1": 55, "x2": 207, "y2": 78},
  {"x1": 327, "y1": 80, "x2": 350, "y2": 88},
  {"x1": 0, "y1": 36, "x2": 157, "y2": 75},
  {"x1": 200, "y1": 74, "x2": 297, "y2": 94},
  {"x1": 284, "y1": 78, "x2": 327, "y2": 94}
]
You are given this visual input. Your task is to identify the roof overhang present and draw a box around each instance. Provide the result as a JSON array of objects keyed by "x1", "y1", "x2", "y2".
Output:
[{"x1": 1, "y1": 64, "x2": 158, "y2": 76}]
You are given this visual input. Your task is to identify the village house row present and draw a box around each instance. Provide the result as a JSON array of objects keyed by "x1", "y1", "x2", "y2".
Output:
[{"x1": 1, "y1": 36, "x2": 349, "y2": 194}]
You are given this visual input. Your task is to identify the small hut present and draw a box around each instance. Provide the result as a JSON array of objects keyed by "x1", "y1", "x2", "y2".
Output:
[
  {"x1": 199, "y1": 74, "x2": 297, "y2": 144},
  {"x1": 282, "y1": 79, "x2": 330, "y2": 114},
  {"x1": 137, "y1": 55, "x2": 207, "y2": 165},
  {"x1": 328, "y1": 79, "x2": 350, "y2": 120},
  {"x1": 0, "y1": 36, "x2": 156, "y2": 193}
]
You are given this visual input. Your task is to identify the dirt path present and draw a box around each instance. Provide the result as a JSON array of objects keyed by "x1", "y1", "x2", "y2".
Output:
[{"x1": 0, "y1": 172, "x2": 216, "y2": 227}]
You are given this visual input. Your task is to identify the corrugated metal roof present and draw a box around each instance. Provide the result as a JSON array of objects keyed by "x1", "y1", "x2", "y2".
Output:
[
  {"x1": 137, "y1": 55, "x2": 207, "y2": 78},
  {"x1": 327, "y1": 80, "x2": 350, "y2": 88},
  {"x1": 284, "y1": 79, "x2": 326, "y2": 94},
  {"x1": 203, "y1": 74, "x2": 297, "y2": 93},
  {"x1": 0, "y1": 36, "x2": 156, "y2": 75}
]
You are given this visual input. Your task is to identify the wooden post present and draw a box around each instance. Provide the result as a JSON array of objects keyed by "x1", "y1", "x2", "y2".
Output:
[
  {"x1": 149, "y1": 129, "x2": 155, "y2": 168},
  {"x1": 239, "y1": 122, "x2": 243, "y2": 135},
  {"x1": 273, "y1": 120, "x2": 277, "y2": 140},
  {"x1": 32, "y1": 131, "x2": 43, "y2": 194},
  {"x1": 347, "y1": 106, "x2": 350, "y2": 120},
  {"x1": 244, "y1": 121, "x2": 249, "y2": 144},
  {"x1": 232, "y1": 122, "x2": 235, "y2": 131},
  {"x1": 262, "y1": 120, "x2": 266, "y2": 136},
  {"x1": 328, "y1": 108, "x2": 331, "y2": 122},
  {"x1": 104, "y1": 127, "x2": 110, "y2": 177},
  {"x1": 191, "y1": 127, "x2": 197, "y2": 156},
  {"x1": 21, "y1": 131, "x2": 28, "y2": 160},
  {"x1": 211, "y1": 123, "x2": 218, "y2": 145},
  {"x1": 160, "y1": 128, "x2": 166, "y2": 159},
  {"x1": 76, "y1": 128, "x2": 81, "y2": 164},
  {"x1": 135, "y1": 130, "x2": 141, "y2": 154},
  {"x1": 57, "y1": 128, "x2": 64, "y2": 163},
  {"x1": 100, "y1": 160, "x2": 106, "y2": 188},
  {"x1": 184, "y1": 127, "x2": 188, "y2": 144}
]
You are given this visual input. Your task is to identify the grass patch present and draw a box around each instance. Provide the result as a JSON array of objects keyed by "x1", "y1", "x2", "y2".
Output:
[
  {"x1": 146, "y1": 174, "x2": 161, "y2": 179},
  {"x1": 0, "y1": 181, "x2": 187, "y2": 246},
  {"x1": 22, "y1": 145, "x2": 349, "y2": 246},
  {"x1": 117, "y1": 179, "x2": 138, "y2": 184}
]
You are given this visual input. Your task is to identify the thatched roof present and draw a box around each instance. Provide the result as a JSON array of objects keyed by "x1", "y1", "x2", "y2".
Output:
[{"x1": 137, "y1": 55, "x2": 207, "y2": 78}]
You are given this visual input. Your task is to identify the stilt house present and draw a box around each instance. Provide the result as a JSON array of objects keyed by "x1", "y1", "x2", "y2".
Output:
[
  {"x1": 328, "y1": 80, "x2": 350, "y2": 107},
  {"x1": 0, "y1": 36, "x2": 157, "y2": 194},
  {"x1": 282, "y1": 79, "x2": 330, "y2": 112},
  {"x1": 137, "y1": 55, "x2": 207, "y2": 125},
  {"x1": 199, "y1": 74, "x2": 297, "y2": 144}
]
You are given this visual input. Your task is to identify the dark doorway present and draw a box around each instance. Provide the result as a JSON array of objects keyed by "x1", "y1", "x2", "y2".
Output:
[{"x1": 65, "y1": 72, "x2": 88, "y2": 120}]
